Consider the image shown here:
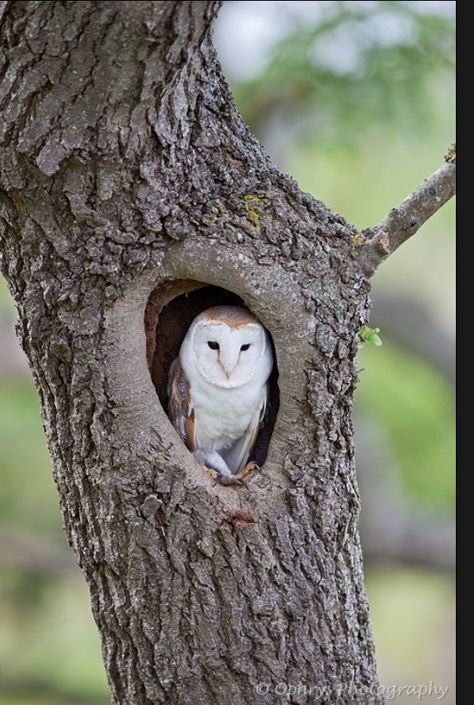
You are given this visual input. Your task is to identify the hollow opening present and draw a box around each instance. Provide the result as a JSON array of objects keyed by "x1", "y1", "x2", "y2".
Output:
[{"x1": 145, "y1": 280, "x2": 279, "y2": 469}]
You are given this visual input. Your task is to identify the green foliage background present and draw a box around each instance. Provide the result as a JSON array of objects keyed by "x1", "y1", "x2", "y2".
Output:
[{"x1": 0, "y1": 2, "x2": 455, "y2": 702}]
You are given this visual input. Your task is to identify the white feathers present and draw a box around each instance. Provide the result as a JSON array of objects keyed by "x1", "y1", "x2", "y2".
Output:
[{"x1": 167, "y1": 305, "x2": 273, "y2": 479}]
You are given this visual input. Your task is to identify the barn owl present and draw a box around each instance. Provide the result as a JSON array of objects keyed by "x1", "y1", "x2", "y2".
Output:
[{"x1": 167, "y1": 305, "x2": 273, "y2": 484}]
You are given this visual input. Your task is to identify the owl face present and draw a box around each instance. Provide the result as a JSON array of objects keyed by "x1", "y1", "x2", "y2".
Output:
[{"x1": 186, "y1": 307, "x2": 269, "y2": 389}]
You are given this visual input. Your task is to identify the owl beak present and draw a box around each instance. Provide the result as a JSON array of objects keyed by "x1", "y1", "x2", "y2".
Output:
[
  {"x1": 222, "y1": 363, "x2": 236, "y2": 379},
  {"x1": 219, "y1": 349, "x2": 239, "y2": 379}
]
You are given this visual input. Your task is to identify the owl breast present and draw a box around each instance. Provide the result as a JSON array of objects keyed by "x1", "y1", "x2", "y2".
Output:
[{"x1": 189, "y1": 378, "x2": 264, "y2": 451}]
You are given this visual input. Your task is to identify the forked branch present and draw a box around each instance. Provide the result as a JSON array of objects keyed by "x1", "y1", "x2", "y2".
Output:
[{"x1": 358, "y1": 146, "x2": 456, "y2": 276}]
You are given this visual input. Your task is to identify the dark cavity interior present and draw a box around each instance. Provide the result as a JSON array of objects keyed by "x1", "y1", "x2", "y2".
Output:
[{"x1": 145, "y1": 281, "x2": 279, "y2": 468}]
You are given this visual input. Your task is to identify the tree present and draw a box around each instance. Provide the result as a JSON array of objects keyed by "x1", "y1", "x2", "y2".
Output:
[{"x1": 0, "y1": 2, "x2": 455, "y2": 703}]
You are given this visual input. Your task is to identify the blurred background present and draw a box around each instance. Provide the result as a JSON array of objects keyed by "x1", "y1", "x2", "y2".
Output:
[{"x1": 0, "y1": 1, "x2": 455, "y2": 703}]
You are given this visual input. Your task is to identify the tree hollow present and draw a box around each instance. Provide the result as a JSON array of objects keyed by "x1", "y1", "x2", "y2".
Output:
[{"x1": 145, "y1": 280, "x2": 280, "y2": 469}]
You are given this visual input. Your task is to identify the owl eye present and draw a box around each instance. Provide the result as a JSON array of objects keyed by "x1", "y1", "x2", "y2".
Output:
[
  {"x1": 240, "y1": 344, "x2": 251, "y2": 351},
  {"x1": 207, "y1": 341, "x2": 220, "y2": 350}
]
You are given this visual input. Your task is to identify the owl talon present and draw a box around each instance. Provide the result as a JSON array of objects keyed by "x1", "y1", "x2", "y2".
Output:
[
  {"x1": 218, "y1": 461, "x2": 260, "y2": 485},
  {"x1": 204, "y1": 466, "x2": 220, "y2": 481},
  {"x1": 218, "y1": 474, "x2": 244, "y2": 486}
]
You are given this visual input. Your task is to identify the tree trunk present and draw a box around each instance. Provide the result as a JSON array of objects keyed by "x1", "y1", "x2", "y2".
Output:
[{"x1": 0, "y1": 2, "x2": 381, "y2": 703}]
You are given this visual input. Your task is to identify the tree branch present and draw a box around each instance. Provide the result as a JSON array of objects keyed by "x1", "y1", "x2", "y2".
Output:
[{"x1": 358, "y1": 148, "x2": 456, "y2": 276}]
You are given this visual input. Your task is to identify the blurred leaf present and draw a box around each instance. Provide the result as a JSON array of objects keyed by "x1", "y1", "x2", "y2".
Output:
[
  {"x1": 356, "y1": 342, "x2": 455, "y2": 509},
  {"x1": 0, "y1": 378, "x2": 61, "y2": 538},
  {"x1": 230, "y1": 0, "x2": 454, "y2": 148},
  {"x1": 0, "y1": 570, "x2": 108, "y2": 701},
  {"x1": 0, "y1": 277, "x2": 15, "y2": 316},
  {"x1": 366, "y1": 566, "x2": 454, "y2": 689}
]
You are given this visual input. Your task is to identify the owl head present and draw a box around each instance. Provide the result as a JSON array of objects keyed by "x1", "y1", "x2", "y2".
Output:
[{"x1": 180, "y1": 305, "x2": 272, "y2": 389}]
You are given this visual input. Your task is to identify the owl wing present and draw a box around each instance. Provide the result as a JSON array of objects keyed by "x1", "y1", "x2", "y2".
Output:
[
  {"x1": 167, "y1": 358, "x2": 196, "y2": 451},
  {"x1": 223, "y1": 384, "x2": 268, "y2": 475}
]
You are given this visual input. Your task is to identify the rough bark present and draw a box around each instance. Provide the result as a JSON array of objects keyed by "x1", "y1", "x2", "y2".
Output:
[{"x1": 0, "y1": 2, "x2": 437, "y2": 703}]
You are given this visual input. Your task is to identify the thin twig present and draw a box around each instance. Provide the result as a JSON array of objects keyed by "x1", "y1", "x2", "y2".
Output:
[{"x1": 358, "y1": 147, "x2": 456, "y2": 276}]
